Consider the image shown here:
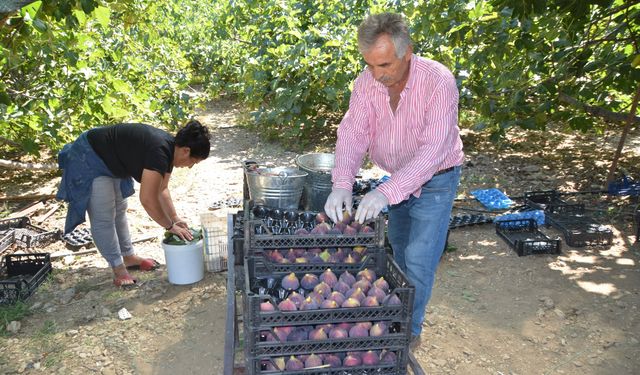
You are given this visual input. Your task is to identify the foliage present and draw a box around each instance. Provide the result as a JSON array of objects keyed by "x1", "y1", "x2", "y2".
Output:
[
  {"x1": 0, "y1": 0, "x2": 197, "y2": 157},
  {"x1": 0, "y1": 301, "x2": 30, "y2": 335}
]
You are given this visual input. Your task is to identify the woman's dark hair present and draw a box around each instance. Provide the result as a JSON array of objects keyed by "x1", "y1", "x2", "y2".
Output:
[{"x1": 175, "y1": 120, "x2": 210, "y2": 159}]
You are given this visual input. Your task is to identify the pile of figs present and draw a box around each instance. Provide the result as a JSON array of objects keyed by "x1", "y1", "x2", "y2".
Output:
[
  {"x1": 258, "y1": 268, "x2": 402, "y2": 312},
  {"x1": 263, "y1": 246, "x2": 369, "y2": 264},
  {"x1": 252, "y1": 207, "x2": 375, "y2": 236},
  {"x1": 260, "y1": 349, "x2": 398, "y2": 371}
]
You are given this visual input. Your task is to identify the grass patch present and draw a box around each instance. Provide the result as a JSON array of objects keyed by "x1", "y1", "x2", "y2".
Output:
[
  {"x1": 74, "y1": 279, "x2": 101, "y2": 294},
  {"x1": 0, "y1": 301, "x2": 30, "y2": 335}
]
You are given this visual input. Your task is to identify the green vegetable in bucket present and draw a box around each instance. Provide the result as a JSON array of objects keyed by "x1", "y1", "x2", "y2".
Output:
[{"x1": 163, "y1": 228, "x2": 203, "y2": 245}]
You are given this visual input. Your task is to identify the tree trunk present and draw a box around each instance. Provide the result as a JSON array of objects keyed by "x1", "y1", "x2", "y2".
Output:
[{"x1": 606, "y1": 84, "x2": 640, "y2": 184}]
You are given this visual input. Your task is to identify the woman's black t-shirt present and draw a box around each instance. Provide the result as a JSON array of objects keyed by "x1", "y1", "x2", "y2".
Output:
[{"x1": 86, "y1": 123, "x2": 175, "y2": 182}]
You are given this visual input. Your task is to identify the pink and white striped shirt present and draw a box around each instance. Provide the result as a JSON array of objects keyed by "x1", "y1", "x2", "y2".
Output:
[{"x1": 332, "y1": 55, "x2": 464, "y2": 205}]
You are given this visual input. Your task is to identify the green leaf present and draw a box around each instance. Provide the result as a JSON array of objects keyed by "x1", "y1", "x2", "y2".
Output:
[{"x1": 93, "y1": 6, "x2": 111, "y2": 28}]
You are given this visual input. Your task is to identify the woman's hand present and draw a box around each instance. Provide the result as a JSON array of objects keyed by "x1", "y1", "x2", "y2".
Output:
[
  {"x1": 172, "y1": 217, "x2": 189, "y2": 229},
  {"x1": 168, "y1": 221, "x2": 193, "y2": 241}
]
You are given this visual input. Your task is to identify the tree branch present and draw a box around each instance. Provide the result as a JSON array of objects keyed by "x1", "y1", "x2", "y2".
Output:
[
  {"x1": 607, "y1": 84, "x2": 640, "y2": 183},
  {"x1": 558, "y1": 93, "x2": 640, "y2": 125},
  {"x1": 0, "y1": 158, "x2": 57, "y2": 170}
]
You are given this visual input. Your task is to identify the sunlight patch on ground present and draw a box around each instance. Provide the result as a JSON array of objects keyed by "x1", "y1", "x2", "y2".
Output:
[
  {"x1": 561, "y1": 253, "x2": 598, "y2": 264},
  {"x1": 616, "y1": 258, "x2": 635, "y2": 266},
  {"x1": 475, "y1": 239, "x2": 498, "y2": 246},
  {"x1": 576, "y1": 280, "x2": 617, "y2": 296},
  {"x1": 459, "y1": 254, "x2": 485, "y2": 260}
]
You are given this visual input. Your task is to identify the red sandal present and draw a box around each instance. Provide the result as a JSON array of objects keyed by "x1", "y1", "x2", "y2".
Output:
[
  {"x1": 113, "y1": 274, "x2": 138, "y2": 288},
  {"x1": 126, "y1": 258, "x2": 161, "y2": 271}
]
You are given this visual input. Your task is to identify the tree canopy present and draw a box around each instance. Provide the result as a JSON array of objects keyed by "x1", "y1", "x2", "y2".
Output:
[{"x1": 1, "y1": 0, "x2": 638, "y2": 156}]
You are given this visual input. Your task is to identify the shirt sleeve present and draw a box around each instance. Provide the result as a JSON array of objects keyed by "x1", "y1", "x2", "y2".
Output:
[
  {"x1": 375, "y1": 75, "x2": 459, "y2": 204},
  {"x1": 332, "y1": 78, "x2": 371, "y2": 191}
]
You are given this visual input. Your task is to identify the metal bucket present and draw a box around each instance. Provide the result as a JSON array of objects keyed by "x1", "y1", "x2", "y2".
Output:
[
  {"x1": 245, "y1": 167, "x2": 307, "y2": 209},
  {"x1": 295, "y1": 153, "x2": 335, "y2": 212}
]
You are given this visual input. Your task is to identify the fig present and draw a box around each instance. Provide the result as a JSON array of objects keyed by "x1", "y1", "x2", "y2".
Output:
[
  {"x1": 354, "y1": 321, "x2": 372, "y2": 330},
  {"x1": 349, "y1": 325, "x2": 369, "y2": 338},
  {"x1": 339, "y1": 271, "x2": 356, "y2": 286},
  {"x1": 319, "y1": 268, "x2": 338, "y2": 288},
  {"x1": 327, "y1": 254, "x2": 340, "y2": 263},
  {"x1": 350, "y1": 221, "x2": 362, "y2": 231},
  {"x1": 367, "y1": 285, "x2": 386, "y2": 303},
  {"x1": 281, "y1": 273, "x2": 300, "y2": 290},
  {"x1": 346, "y1": 287, "x2": 366, "y2": 303},
  {"x1": 285, "y1": 249, "x2": 297, "y2": 262},
  {"x1": 333, "y1": 248, "x2": 347, "y2": 261},
  {"x1": 343, "y1": 354, "x2": 362, "y2": 367},
  {"x1": 294, "y1": 228, "x2": 309, "y2": 235},
  {"x1": 300, "y1": 273, "x2": 319, "y2": 290},
  {"x1": 369, "y1": 321, "x2": 388, "y2": 337},
  {"x1": 269, "y1": 249, "x2": 284, "y2": 262},
  {"x1": 352, "y1": 246, "x2": 367, "y2": 255},
  {"x1": 341, "y1": 210, "x2": 353, "y2": 225},
  {"x1": 316, "y1": 323, "x2": 333, "y2": 332},
  {"x1": 313, "y1": 281, "x2": 331, "y2": 298},
  {"x1": 285, "y1": 355, "x2": 304, "y2": 371},
  {"x1": 304, "y1": 353, "x2": 323, "y2": 368},
  {"x1": 300, "y1": 296, "x2": 319, "y2": 310},
  {"x1": 309, "y1": 255, "x2": 324, "y2": 263},
  {"x1": 332, "y1": 280, "x2": 350, "y2": 295},
  {"x1": 362, "y1": 350, "x2": 380, "y2": 366},
  {"x1": 334, "y1": 222, "x2": 347, "y2": 233},
  {"x1": 341, "y1": 297, "x2": 361, "y2": 308},
  {"x1": 344, "y1": 254, "x2": 357, "y2": 264},
  {"x1": 327, "y1": 226, "x2": 342, "y2": 235},
  {"x1": 373, "y1": 277, "x2": 390, "y2": 293},
  {"x1": 308, "y1": 291, "x2": 324, "y2": 305},
  {"x1": 328, "y1": 327, "x2": 349, "y2": 339},
  {"x1": 308, "y1": 327, "x2": 328, "y2": 340},
  {"x1": 287, "y1": 328, "x2": 308, "y2": 342},
  {"x1": 360, "y1": 225, "x2": 374, "y2": 233},
  {"x1": 287, "y1": 291, "x2": 305, "y2": 308},
  {"x1": 361, "y1": 296, "x2": 379, "y2": 307},
  {"x1": 318, "y1": 249, "x2": 332, "y2": 262},
  {"x1": 308, "y1": 247, "x2": 322, "y2": 255},
  {"x1": 383, "y1": 293, "x2": 402, "y2": 306},
  {"x1": 320, "y1": 299, "x2": 339, "y2": 309},
  {"x1": 277, "y1": 298, "x2": 297, "y2": 311},
  {"x1": 380, "y1": 350, "x2": 397, "y2": 364},
  {"x1": 352, "y1": 279, "x2": 371, "y2": 294},
  {"x1": 316, "y1": 212, "x2": 329, "y2": 223},
  {"x1": 343, "y1": 225, "x2": 357, "y2": 236},
  {"x1": 323, "y1": 354, "x2": 342, "y2": 368},
  {"x1": 260, "y1": 301, "x2": 276, "y2": 312},
  {"x1": 327, "y1": 291, "x2": 346, "y2": 306},
  {"x1": 260, "y1": 330, "x2": 276, "y2": 342},
  {"x1": 293, "y1": 248, "x2": 306, "y2": 257},
  {"x1": 335, "y1": 322, "x2": 353, "y2": 331},
  {"x1": 273, "y1": 326, "x2": 292, "y2": 342},
  {"x1": 357, "y1": 268, "x2": 376, "y2": 283}
]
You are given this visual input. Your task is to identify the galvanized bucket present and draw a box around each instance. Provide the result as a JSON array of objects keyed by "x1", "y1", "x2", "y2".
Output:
[
  {"x1": 245, "y1": 167, "x2": 308, "y2": 209},
  {"x1": 295, "y1": 153, "x2": 335, "y2": 212}
]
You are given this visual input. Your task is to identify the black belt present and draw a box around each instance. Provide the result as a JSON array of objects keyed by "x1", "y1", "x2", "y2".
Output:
[{"x1": 433, "y1": 166, "x2": 455, "y2": 177}]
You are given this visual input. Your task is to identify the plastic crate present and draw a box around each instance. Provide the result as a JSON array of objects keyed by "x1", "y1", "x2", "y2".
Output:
[
  {"x1": 245, "y1": 215, "x2": 386, "y2": 250},
  {"x1": 496, "y1": 219, "x2": 561, "y2": 256},
  {"x1": 247, "y1": 247, "x2": 384, "y2": 273},
  {"x1": 524, "y1": 190, "x2": 571, "y2": 212},
  {"x1": 470, "y1": 188, "x2": 514, "y2": 210},
  {"x1": 0, "y1": 217, "x2": 61, "y2": 250},
  {"x1": 0, "y1": 253, "x2": 52, "y2": 304},
  {"x1": 449, "y1": 214, "x2": 493, "y2": 229},
  {"x1": 608, "y1": 176, "x2": 640, "y2": 196},
  {"x1": 201, "y1": 212, "x2": 228, "y2": 272},
  {"x1": 0, "y1": 217, "x2": 29, "y2": 254},
  {"x1": 243, "y1": 253, "x2": 414, "y2": 329},
  {"x1": 495, "y1": 210, "x2": 545, "y2": 226},
  {"x1": 546, "y1": 212, "x2": 613, "y2": 248},
  {"x1": 246, "y1": 348, "x2": 408, "y2": 374}
]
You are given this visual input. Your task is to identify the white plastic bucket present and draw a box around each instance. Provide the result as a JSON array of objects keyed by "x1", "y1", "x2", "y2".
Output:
[{"x1": 161, "y1": 240, "x2": 204, "y2": 285}]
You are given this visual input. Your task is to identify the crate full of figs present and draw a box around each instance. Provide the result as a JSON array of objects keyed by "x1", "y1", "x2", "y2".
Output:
[
  {"x1": 243, "y1": 253, "x2": 413, "y2": 374},
  {"x1": 245, "y1": 207, "x2": 386, "y2": 250}
]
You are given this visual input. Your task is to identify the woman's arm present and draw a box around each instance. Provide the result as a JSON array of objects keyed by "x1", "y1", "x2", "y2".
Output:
[{"x1": 139, "y1": 169, "x2": 192, "y2": 240}]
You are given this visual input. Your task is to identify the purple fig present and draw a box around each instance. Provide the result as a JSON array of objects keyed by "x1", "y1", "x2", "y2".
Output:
[
  {"x1": 287, "y1": 328, "x2": 308, "y2": 342},
  {"x1": 346, "y1": 287, "x2": 366, "y2": 303},
  {"x1": 327, "y1": 291, "x2": 346, "y2": 306},
  {"x1": 285, "y1": 249, "x2": 297, "y2": 262},
  {"x1": 360, "y1": 225, "x2": 374, "y2": 233},
  {"x1": 373, "y1": 277, "x2": 389, "y2": 293},
  {"x1": 328, "y1": 327, "x2": 349, "y2": 339},
  {"x1": 273, "y1": 326, "x2": 292, "y2": 342},
  {"x1": 319, "y1": 268, "x2": 338, "y2": 288},
  {"x1": 361, "y1": 350, "x2": 380, "y2": 365},
  {"x1": 320, "y1": 299, "x2": 339, "y2": 309},
  {"x1": 269, "y1": 249, "x2": 284, "y2": 262},
  {"x1": 341, "y1": 297, "x2": 361, "y2": 308},
  {"x1": 369, "y1": 321, "x2": 388, "y2": 337},
  {"x1": 327, "y1": 226, "x2": 342, "y2": 235},
  {"x1": 343, "y1": 225, "x2": 357, "y2": 236},
  {"x1": 361, "y1": 296, "x2": 379, "y2": 307},
  {"x1": 287, "y1": 291, "x2": 305, "y2": 308},
  {"x1": 308, "y1": 247, "x2": 322, "y2": 255},
  {"x1": 323, "y1": 354, "x2": 342, "y2": 367},
  {"x1": 285, "y1": 355, "x2": 304, "y2": 371},
  {"x1": 294, "y1": 227, "x2": 309, "y2": 235},
  {"x1": 333, "y1": 248, "x2": 347, "y2": 261},
  {"x1": 327, "y1": 254, "x2": 340, "y2": 263},
  {"x1": 343, "y1": 354, "x2": 362, "y2": 367},
  {"x1": 281, "y1": 273, "x2": 300, "y2": 290},
  {"x1": 263, "y1": 356, "x2": 286, "y2": 371},
  {"x1": 304, "y1": 353, "x2": 323, "y2": 368},
  {"x1": 334, "y1": 222, "x2": 347, "y2": 232},
  {"x1": 277, "y1": 298, "x2": 297, "y2": 311},
  {"x1": 309, "y1": 255, "x2": 324, "y2": 263},
  {"x1": 300, "y1": 296, "x2": 319, "y2": 310},
  {"x1": 356, "y1": 268, "x2": 376, "y2": 283},
  {"x1": 350, "y1": 221, "x2": 362, "y2": 231},
  {"x1": 383, "y1": 293, "x2": 402, "y2": 306},
  {"x1": 293, "y1": 248, "x2": 306, "y2": 257},
  {"x1": 261, "y1": 330, "x2": 276, "y2": 341},
  {"x1": 310, "y1": 222, "x2": 331, "y2": 235},
  {"x1": 332, "y1": 280, "x2": 350, "y2": 295},
  {"x1": 260, "y1": 300, "x2": 276, "y2": 312},
  {"x1": 352, "y1": 279, "x2": 371, "y2": 293},
  {"x1": 313, "y1": 281, "x2": 331, "y2": 298},
  {"x1": 308, "y1": 291, "x2": 325, "y2": 305},
  {"x1": 316, "y1": 323, "x2": 333, "y2": 332},
  {"x1": 367, "y1": 285, "x2": 386, "y2": 304},
  {"x1": 316, "y1": 212, "x2": 329, "y2": 223},
  {"x1": 380, "y1": 350, "x2": 397, "y2": 364},
  {"x1": 339, "y1": 271, "x2": 356, "y2": 286},
  {"x1": 354, "y1": 321, "x2": 372, "y2": 330},
  {"x1": 308, "y1": 327, "x2": 327, "y2": 340},
  {"x1": 344, "y1": 254, "x2": 357, "y2": 264}
]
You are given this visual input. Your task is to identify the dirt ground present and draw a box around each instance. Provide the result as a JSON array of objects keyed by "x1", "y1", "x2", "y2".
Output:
[{"x1": 0, "y1": 97, "x2": 639, "y2": 375}]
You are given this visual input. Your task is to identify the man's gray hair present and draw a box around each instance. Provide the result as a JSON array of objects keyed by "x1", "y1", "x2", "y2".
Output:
[{"x1": 357, "y1": 12, "x2": 412, "y2": 58}]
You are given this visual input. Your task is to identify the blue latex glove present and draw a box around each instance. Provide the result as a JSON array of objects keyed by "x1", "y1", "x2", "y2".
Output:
[
  {"x1": 355, "y1": 189, "x2": 388, "y2": 223},
  {"x1": 324, "y1": 188, "x2": 352, "y2": 224}
]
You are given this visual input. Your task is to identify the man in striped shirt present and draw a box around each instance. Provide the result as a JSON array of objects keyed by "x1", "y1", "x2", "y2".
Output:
[{"x1": 325, "y1": 12, "x2": 464, "y2": 349}]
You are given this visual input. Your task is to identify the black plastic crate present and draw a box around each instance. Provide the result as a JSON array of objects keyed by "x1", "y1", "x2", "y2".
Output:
[
  {"x1": 547, "y1": 214, "x2": 613, "y2": 248},
  {"x1": 0, "y1": 217, "x2": 61, "y2": 250},
  {"x1": 496, "y1": 219, "x2": 561, "y2": 256},
  {"x1": 0, "y1": 253, "x2": 52, "y2": 304},
  {"x1": 524, "y1": 190, "x2": 568, "y2": 212},
  {"x1": 243, "y1": 253, "x2": 414, "y2": 329},
  {"x1": 247, "y1": 348, "x2": 408, "y2": 374},
  {"x1": 449, "y1": 214, "x2": 493, "y2": 229}
]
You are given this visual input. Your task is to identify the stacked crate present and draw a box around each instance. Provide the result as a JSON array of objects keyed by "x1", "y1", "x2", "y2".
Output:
[{"x1": 241, "y1": 209, "x2": 415, "y2": 374}]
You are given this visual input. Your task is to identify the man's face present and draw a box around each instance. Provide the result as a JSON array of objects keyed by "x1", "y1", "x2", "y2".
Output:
[{"x1": 362, "y1": 33, "x2": 412, "y2": 89}]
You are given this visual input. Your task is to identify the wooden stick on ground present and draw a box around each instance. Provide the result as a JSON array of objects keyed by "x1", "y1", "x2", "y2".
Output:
[{"x1": 50, "y1": 234, "x2": 159, "y2": 260}]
